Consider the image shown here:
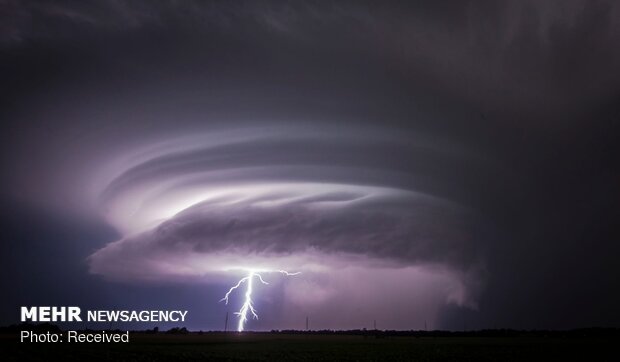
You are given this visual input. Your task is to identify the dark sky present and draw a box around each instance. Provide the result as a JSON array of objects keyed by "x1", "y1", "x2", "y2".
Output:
[{"x1": 1, "y1": 0, "x2": 620, "y2": 331}]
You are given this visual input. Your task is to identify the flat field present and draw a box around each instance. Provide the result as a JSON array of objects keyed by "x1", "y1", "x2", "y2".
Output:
[{"x1": 1, "y1": 332, "x2": 618, "y2": 361}]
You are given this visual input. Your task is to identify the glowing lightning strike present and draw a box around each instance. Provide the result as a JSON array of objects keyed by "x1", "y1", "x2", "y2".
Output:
[{"x1": 220, "y1": 269, "x2": 300, "y2": 332}]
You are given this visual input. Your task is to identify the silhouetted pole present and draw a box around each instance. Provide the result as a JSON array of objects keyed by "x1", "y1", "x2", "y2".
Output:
[{"x1": 224, "y1": 311, "x2": 229, "y2": 332}]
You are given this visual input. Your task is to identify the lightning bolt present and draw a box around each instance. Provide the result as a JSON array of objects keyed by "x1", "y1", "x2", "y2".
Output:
[{"x1": 220, "y1": 269, "x2": 300, "y2": 332}]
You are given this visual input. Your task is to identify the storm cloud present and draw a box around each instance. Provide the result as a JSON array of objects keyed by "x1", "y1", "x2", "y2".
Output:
[
  {"x1": 1, "y1": 0, "x2": 619, "y2": 330},
  {"x1": 87, "y1": 128, "x2": 487, "y2": 319}
]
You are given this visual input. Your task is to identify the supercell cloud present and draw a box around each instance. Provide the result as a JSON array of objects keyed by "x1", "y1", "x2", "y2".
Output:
[
  {"x1": 1, "y1": 0, "x2": 619, "y2": 330},
  {"x1": 88, "y1": 127, "x2": 486, "y2": 325}
]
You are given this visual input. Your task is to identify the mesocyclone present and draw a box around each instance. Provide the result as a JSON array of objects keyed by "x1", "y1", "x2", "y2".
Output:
[{"x1": 87, "y1": 125, "x2": 486, "y2": 329}]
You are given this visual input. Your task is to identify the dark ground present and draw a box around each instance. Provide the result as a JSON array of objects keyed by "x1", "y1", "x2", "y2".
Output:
[{"x1": 1, "y1": 330, "x2": 619, "y2": 361}]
